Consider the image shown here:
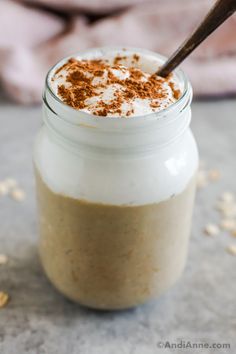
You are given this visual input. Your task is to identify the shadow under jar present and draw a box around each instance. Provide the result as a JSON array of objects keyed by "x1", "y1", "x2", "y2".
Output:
[{"x1": 34, "y1": 47, "x2": 198, "y2": 310}]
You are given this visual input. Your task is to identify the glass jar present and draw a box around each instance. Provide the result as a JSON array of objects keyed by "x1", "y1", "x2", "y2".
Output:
[{"x1": 34, "y1": 47, "x2": 198, "y2": 310}]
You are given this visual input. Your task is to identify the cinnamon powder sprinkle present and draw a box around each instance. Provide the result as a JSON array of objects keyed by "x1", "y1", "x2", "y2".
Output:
[
  {"x1": 133, "y1": 54, "x2": 140, "y2": 62},
  {"x1": 113, "y1": 55, "x2": 127, "y2": 65},
  {"x1": 168, "y1": 81, "x2": 181, "y2": 100},
  {"x1": 54, "y1": 56, "x2": 181, "y2": 117}
]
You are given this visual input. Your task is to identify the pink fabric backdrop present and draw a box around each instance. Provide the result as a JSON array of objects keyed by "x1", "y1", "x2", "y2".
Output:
[{"x1": 0, "y1": 0, "x2": 236, "y2": 104}]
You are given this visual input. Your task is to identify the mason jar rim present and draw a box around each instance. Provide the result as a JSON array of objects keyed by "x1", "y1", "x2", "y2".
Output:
[{"x1": 44, "y1": 46, "x2": 192, "y2": 131}]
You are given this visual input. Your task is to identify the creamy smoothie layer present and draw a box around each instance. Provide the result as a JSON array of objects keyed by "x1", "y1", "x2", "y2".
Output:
[
  {"x1": 50, "y1": 52, "x2": 181, "y2": 117},
  {"x1": 36, "y1": 171, "x2": 196, "y2": 310}
]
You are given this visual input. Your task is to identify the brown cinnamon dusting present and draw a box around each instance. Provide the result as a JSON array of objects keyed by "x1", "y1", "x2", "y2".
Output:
[
  {"x1": 168, "y1": 81, "x2": 181, "y2": 100},
  {"x1": 133, "y1": 54, "x2": 140, "y2": 62},
  {"x1": 55, "y1": 54, "x2": 180, "y2": 117},
  {"x1": 113, "y1": 56, "x2": 127, "y2": 65}
]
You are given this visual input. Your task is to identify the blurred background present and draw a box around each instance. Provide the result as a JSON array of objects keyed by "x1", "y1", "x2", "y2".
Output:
[{"x1": 0, "y1": 0, "x2": 236, "y2": 103}]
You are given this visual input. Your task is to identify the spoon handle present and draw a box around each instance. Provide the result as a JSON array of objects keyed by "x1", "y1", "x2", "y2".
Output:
[{"x1": 157, "y1": 0, "x2": 236, "y2": 77}]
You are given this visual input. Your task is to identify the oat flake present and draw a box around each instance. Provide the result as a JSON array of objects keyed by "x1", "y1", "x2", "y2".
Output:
[
  {"x1": 0, "y1": 292, "x2": 9, "y2": 308},
  {"x1": 226, "y1": 245, "x2": 236, "y2": 256},
  {"x1": 0, "y1": 254, "x2": 8, "y2": 265},
  {"x1": 204, "y1": 223, "x2": 220, "y2": 236}
]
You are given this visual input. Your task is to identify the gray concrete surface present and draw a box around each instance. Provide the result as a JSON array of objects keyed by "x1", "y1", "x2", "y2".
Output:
[{"x1": 0, "y1": 95, "x2": 235, "y2": 354}]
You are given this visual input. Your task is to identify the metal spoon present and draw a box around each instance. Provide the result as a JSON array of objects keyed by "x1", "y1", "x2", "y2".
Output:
[{"x1": 157, "y1": 0, "x2": 236, "y2": 77}]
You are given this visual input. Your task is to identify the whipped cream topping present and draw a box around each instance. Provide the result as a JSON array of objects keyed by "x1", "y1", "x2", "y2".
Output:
[{"x1": 50, "y1": 54, "x2": 182, "y2": 117}]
